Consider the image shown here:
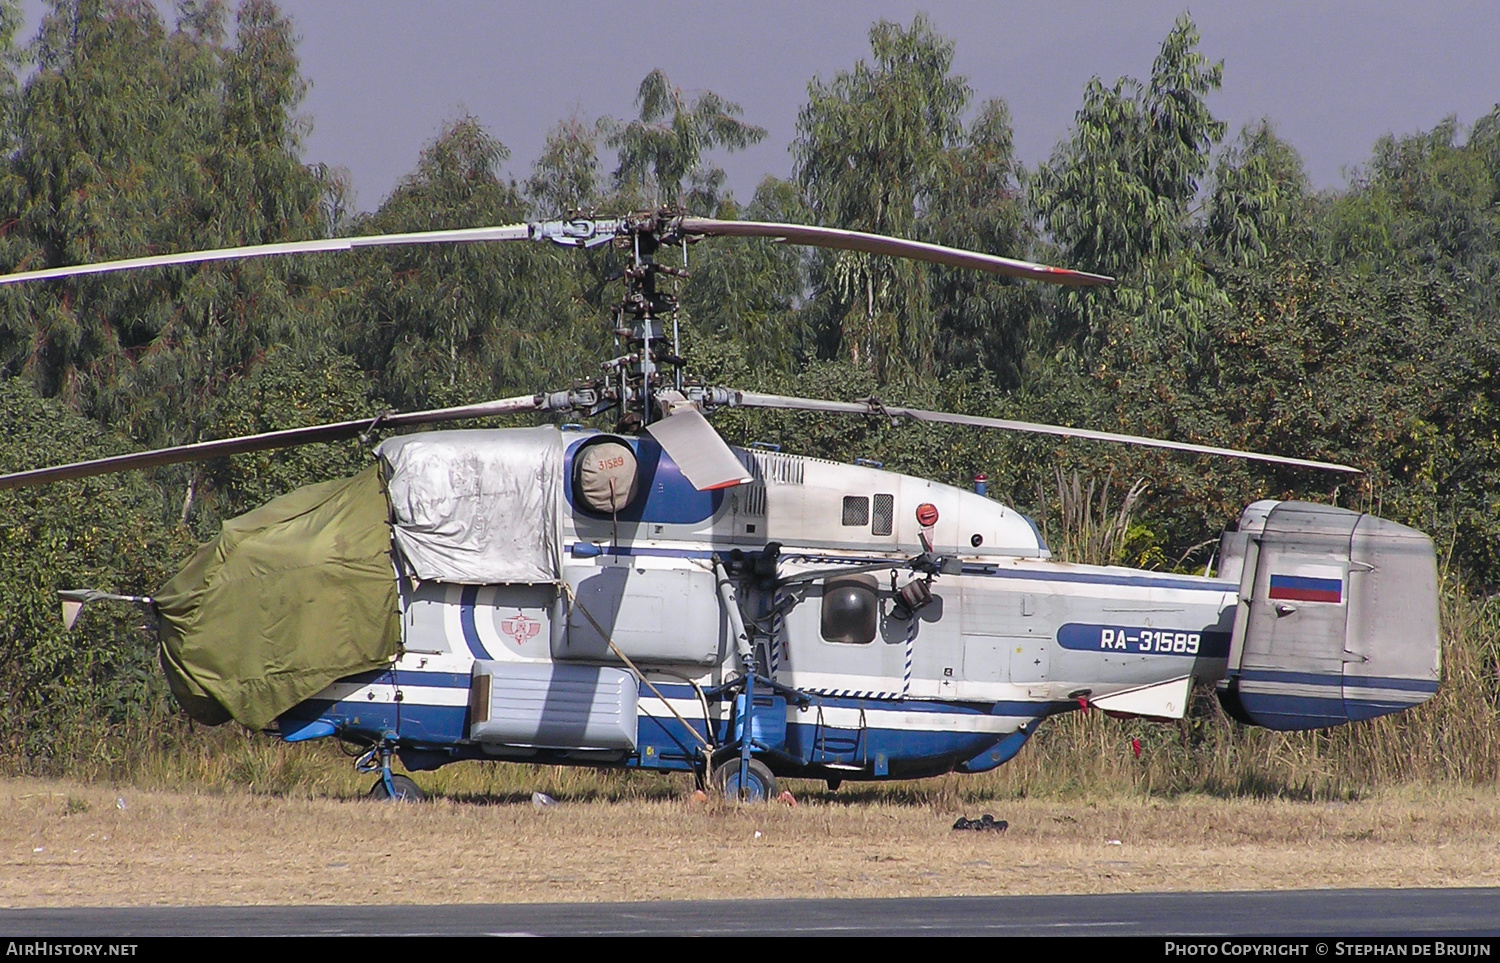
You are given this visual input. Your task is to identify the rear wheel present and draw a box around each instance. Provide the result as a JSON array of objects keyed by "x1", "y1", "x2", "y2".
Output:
[
  {"x1": 711, "y1": 758, "x2": 778, "y2": 802},
  {"x1": 368, "y1": 773, "x2": 425, "y2": 802}
]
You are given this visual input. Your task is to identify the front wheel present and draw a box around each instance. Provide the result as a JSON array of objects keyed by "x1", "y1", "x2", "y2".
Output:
[
  {"x1": 368, "y1": 773, "x2": 426, "y2": 802},
  {"x1": 711, "y1": 758, "x2": 778, "y2": 802}
]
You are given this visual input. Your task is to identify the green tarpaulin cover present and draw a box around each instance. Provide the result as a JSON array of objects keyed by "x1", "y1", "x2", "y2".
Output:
[{"x1": 155, "y1": 466, "x2": 400, "y2": 729}]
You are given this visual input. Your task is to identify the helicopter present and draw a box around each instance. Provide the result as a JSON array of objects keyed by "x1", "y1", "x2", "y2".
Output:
[{"x1": 0, "y1": 210, "x2": 1442, "y2": 802}]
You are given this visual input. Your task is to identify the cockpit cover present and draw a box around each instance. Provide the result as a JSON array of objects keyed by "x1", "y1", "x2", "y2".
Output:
[
  {"x1": 154, "y1": 465, "x2": 400, "y2": 729},
  {"x1": 377, "y1": 427, "x2": 563, "y2": 584}
]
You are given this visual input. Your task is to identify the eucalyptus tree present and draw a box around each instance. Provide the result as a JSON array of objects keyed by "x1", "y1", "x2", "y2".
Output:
[
  {"x1": 1323, "y1": 109, "x2": 1500, "y2": 319},
  {"x1": 526, "y1": 113, "x2": 607, "y2": 217},
  {"x1": 919, "y1": 98, "x2": 1039, "y2": 388},
  {"x1": 1032, "y1": 13, "x2": 1226, "y2": 361},
  {"x1": 676, "y1": 176, "x2": 811, "y2": 379},
  {"x1": 0, "y1": 376, "x2": 191, "y2": 761},
  {"x1": 336, "y1": 116, "x2": 599, "y2": 413},
  {"x1": 793, "y1": 14, "x2": 969, "y2": 380},
  {"x1": 606, "y1": 68, "x2": 766, "y2": 211},
  {"x1": 0, "y1": 0, "x2": 335, "y2": 525},
  {"x1": 1207, "y1": 119, "x2": 1313, "y2": 268},
  {"x1": 0, "y1": 0, "x2": 24, "y2": 152}
]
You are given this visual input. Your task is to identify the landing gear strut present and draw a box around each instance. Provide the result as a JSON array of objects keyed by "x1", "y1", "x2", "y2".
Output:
[{"x1": 356, "y1": 742, "x2": 426, "y2": 802}]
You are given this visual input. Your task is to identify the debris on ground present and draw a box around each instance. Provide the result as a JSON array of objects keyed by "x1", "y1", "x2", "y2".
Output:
[
  {"x1": 778, "y1": 790, "x2": 798, "y2": 807},
  {"x1": 952, "y1": 815, "x2": 1008, "y2": 833},
  {"x1": 530, "y1": 791, "x2": 558, "y2": 809}
]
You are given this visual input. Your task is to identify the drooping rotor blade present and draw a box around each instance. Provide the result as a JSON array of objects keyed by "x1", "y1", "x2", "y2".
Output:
[
  {"x1": 0, "y1": 225, "x2": 534, "y2": 286},
  {"x1": 646, "y1": 392, "x2": 754, "y2": 491},
  {"x1": 724, "y1": 391, "x2": 1362, "y2": 475},
  {"x1": 678, "y1": 218, "x2": 1114, "y2": 287},
  {"x1": 0, "y1": 393, "x2": 543, "y2": 490}
]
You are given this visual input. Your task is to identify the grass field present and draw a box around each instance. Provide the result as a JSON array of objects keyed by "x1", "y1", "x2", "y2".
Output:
[{"x1": 4, "y1": 776, "x2": 1499, "y2": 907}]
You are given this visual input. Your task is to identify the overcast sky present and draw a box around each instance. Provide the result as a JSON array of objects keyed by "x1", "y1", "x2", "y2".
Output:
[{"x1": 23, "y1": 1, "x2": 1500, "y2": 214}]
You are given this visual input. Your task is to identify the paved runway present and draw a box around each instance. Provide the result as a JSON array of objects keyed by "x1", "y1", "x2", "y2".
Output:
[{"x1": 2, "y1": 888, "x2": 1498, "y2": 937}]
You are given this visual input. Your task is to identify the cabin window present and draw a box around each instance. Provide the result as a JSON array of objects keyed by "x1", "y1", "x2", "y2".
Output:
[
  {"x1": 872, "y1": 493, "x2": 894, "y2": 536},
  {"x1": 842, "y1": 495, "x2": 869, "y2": 526}
]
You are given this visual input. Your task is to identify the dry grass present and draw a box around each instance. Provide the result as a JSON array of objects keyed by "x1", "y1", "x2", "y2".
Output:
[{"x1": 3, "y1": 776, "x2": 1499, "y2": 907}]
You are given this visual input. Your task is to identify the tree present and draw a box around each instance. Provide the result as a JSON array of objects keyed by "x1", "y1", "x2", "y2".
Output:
[
  {"x1": 1207, "y1": 119, "x2": 1312, "y2": 268},
  {"x1": 1323, "y1": 110, "x2": 1500, "y2": 318},
  {"x1": 0, "y1": 377, "x2": 190, "y2": 762},
  {"x1": 196, "y1": 343, "x2": 378, "y2": 535},
  {"x1": 677, "y1": 177, "x2": 811, "y2": 377},
  {"x1": 525, "y1": 113, "x2": 606, "y2": 217},
  {"x1": 1033, "y1": 13, "x2": 1226, "y2": 359},
  {"x1": 0, "y1": 0, "x2": 336, "y2": 526},
  {"x1": 793, "y1": 14, "x2": 969, "y2": 379},
  {"x1": 336, "y1": 116, "x2": 599, "y2": 412},
  {"x1": 606, "y1": 69, "x2": 765, "y2": 211},
  {"x1": 920, "y1": 98, "x2": 1040, "y2": 387}
]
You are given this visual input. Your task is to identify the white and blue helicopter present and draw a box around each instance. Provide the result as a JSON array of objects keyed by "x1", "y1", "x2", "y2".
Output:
[{"x1": 0, "y1": 212, "x2": 1441, "y2": 801}]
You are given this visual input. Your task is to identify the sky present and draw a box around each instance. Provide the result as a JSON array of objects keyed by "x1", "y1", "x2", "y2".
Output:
[{"x1": 19, "y1": 1, "x2": 1500, "y2": 214}]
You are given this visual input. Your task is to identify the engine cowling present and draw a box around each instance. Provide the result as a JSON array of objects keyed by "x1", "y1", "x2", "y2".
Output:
[{"x1": 1214, "y1": 501, "x2": 1440, "y2": 731}]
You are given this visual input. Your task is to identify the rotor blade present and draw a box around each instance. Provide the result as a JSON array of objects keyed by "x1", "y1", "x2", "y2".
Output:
[
  {"x1": 645, "y1": 396, "x2": 754, "y2": 491},
  {"x1": 727, "y1": 391, "x2": 1362, "y2": 475},
  {"x1": 0, "y1": 393, "x2": 541, "y2": 490},
  {"x1": 0, "y1": 225, "x2": 534, "y2": 286},
  {"x1": 679, "y1": 218, "x2": 1114, "y2": 287}
]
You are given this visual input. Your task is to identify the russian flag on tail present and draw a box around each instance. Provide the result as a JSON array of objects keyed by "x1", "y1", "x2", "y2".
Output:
[{"x1": 1268, "y1": 574, "x2": 1343, "y2": 603}]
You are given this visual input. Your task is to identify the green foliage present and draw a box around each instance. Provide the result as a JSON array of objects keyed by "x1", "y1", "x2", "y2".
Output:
[
  {"x1": 0, "y1": 378, "x2": 189, "y2": 763},
  {"x1": 196, "y1": 344, "x2": 378, "y2": 533},
  {"x1": 921, "y1": 99, "x2": 1040, "y2": 387},
  {"x1": 1035, "y1": 14, "x2": 1224, "y2": 278},
  {"x1": 526, "y1": 113, "x2": 607, "y2": 216},
  {"x1": 1208, "y1": 119, "x2": 1313, "y2": 267},
  {"x1": 334, "y1": 116, "x2": 599, "y2": 411},
  {"x1": 677, "y1": 177, "x2": 811, "y2": 374},
  {"x1": 794, "y1": 14, "x2": 968, "y2": 378},
  {"x1": 1324, "y1": 109, "x2": 1500, "y2": 318},
  {"x1": 1034, "y1": 14, "x2": 1226, "y2": 359},
  {"x1": 0, "y1": 0, "x2": 335, "y2": 532},
  {"x1": 606, "y1": 69, "x2": 766, "y2": 211}
]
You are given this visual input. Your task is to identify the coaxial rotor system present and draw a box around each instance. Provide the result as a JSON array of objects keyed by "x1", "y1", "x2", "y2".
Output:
[{"x1": 0, "y1": 210, "x2": 1358, "y2": 493}]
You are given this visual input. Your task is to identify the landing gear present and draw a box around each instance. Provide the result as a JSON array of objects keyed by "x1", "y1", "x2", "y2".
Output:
[
  {"x1": 368, "y1": 773, "x2": 425, "y2": 802},
  {"x1": 357, "y1": 741, "x2": 425, "y2": 802},
  {"x1": 711, "y1": 757, "x2": 778, "y2": 802}
]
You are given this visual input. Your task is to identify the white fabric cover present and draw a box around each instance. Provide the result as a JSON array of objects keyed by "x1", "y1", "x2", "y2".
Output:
[
  {"x1": 378, "y1": 427, "x2": 563, "y2": 584},
  {"x1": 575, "y1": 440, "x2": 638, "y2": 513}
]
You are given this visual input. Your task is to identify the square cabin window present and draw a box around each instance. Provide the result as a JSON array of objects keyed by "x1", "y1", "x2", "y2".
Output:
[
  {"x1": 842, "y1": 495, "x2": 869, "y2": 526},
  {"x1": 872, "y1": 493, "x2": 894, "y2": 536}
]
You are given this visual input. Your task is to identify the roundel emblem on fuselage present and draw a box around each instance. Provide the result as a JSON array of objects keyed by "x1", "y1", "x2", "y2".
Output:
[{"x1": 501, "y1": 612, "x2": 541, "y2": 646}]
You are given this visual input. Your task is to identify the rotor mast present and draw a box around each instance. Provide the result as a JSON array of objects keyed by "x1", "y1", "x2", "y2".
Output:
[{"x1": 609, "y1": 211, "x2": 689, "y2": 431}]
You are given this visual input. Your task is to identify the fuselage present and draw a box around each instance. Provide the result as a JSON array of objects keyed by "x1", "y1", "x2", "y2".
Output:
[{"x1": 281, "y1": 429, "x2": 1237, "y2": 780}]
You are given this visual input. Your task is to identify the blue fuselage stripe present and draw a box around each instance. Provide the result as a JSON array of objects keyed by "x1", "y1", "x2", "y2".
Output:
[
  {"x1": 1238, "y1": 668, "x2": 1439, "y2": 693},
  {"x1": 458, "y1": 586, "x2": 492, "y2": 660}
]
